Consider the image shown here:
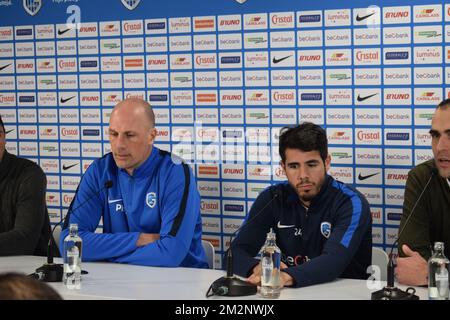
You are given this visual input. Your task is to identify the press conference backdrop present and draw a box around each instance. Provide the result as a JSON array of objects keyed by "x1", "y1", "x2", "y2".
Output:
[{"x1": 0, "y1": 0, "x2": 448, "y2": 268}]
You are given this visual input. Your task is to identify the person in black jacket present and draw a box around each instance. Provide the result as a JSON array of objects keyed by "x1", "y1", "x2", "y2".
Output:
[
  {"x1": 232, "y1": 122, "x2": 372, "y2": 288},
  {"x1": 0, "y1": 115, "x2": 53, "y2": 256}
]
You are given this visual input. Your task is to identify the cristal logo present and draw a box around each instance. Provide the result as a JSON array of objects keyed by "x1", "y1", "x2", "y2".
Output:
[
  {"x1": 63, "y1": 194, "x2": 74, "y2": 204},
  {"x1": 271, "y1": 15, "x2": 293, "y2": 24},
  {"x1": 357, "y1": 131, "x2": 380, "y2": 140},
  {"x1": 124, "y1": 22, "x2": 142, "y2": 32},
  {"x1": 371, "y1": 209, "x2": 381, "y2": 219},
  {"x1": 0, "y1": 29, "x2": 12, "y2": 37},
  {"x1": 195, "y1": 56, "x2": 215, "y2": 65},
  {"x1": 356, "y1": 51, "x2": 379, "y2": 61},
  {"x1": 273, "y1": 92, "x2": 294, "y2": 101},
  {"x1": 0, "y1": 94, "x2": 16, "y2": 103},
  {"x1": 59, "y1": 60, "x2": 75, "y2": 68},
  {"x1": 201, "y1": 201, "x2": 218, "y2": 210}
]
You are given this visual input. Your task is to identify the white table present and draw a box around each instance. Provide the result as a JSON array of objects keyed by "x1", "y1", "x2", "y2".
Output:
[{"x1": 0, "y1": 256, "x2": 428, "y2": 300}]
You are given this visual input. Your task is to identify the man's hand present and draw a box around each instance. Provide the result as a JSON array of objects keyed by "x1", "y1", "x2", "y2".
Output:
[
  {"x1": 136, "y1": 233, "x2": 160, "y2": 247},
  {"x1": 395, "y1": 244, "x2": 428, "y2": 286},
  {"x1": 247, "y1": 262, "x2": 293, "y2": 287}
]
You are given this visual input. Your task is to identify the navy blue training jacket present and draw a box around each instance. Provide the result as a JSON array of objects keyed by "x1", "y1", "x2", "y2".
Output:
[
  {"x1": 60, "y1": 147, "x2": 208, "y2": 268},
  {"x1": 232, "y1": 175, "x2": 372, "y2": 287}
]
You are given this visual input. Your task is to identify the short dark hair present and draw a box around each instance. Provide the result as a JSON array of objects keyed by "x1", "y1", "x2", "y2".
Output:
[
  {"x1": 279, "y1": 122, "x2": 328, "y2": 163},
  {"x1": 0, "y1": 273, "x2": 62, "y2": 300},
  {"x1": 437, "y1": 98, "x2": 450, "y2": 110},
  {"x1": 0, "y1": 114, "x2": 4, "y2": 133}
]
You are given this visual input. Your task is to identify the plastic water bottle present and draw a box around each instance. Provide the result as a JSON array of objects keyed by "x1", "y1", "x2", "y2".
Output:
[
  {"x1": 63, "y1": 223, "x2": 82, "y2": 289},
  {"x1": 260, "y1": 228, "x2": 281, "y2": 298},
  {"x1": 428, "y1": 242, "x2": 449, "y2": 300}
]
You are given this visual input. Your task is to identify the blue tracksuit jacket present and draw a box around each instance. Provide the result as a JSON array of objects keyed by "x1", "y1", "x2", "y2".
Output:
[
  {"x1": 60, "y1": 147, "x2": 208, "y2": 268},
  {"x1": 232, "y1": 175, "x2": 372, "y2": 287}
]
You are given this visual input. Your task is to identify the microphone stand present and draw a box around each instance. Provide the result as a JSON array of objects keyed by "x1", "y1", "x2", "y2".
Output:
[
  {"x1": 206, "y1": 189, "x2": 281, "y2": 297},
  {"x1": 371, "y1": 169, "x2": 436, "y2": 300},
  {"x1": 32, "y1": 181, "x2": 113, "y2": 282}
]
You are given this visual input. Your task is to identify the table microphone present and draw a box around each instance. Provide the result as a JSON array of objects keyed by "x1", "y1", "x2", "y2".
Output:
[
  {"x1": 206, "y1": 188, "x2": 282, "y2": 297},
  {"x1": 32, "y1": 180, "x2": 113, "y2": 282},
  {"x1": 371, "y1": 168, "x2": 437, "y2": 300}
]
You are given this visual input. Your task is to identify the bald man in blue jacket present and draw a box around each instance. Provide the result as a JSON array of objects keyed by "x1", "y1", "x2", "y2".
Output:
[{"x1": 60, "y1": 98, "x2": 207, "y2": 268}]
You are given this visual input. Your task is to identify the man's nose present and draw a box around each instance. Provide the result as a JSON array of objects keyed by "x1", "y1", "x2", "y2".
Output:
[{"x1": 436, "y1": 135, "x2": 450, "y2": 152}]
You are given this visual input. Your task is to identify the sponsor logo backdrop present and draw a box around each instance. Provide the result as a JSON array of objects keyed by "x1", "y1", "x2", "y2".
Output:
[{"x1": 1, "y1": 0, "x2": 447, "y2": 267}]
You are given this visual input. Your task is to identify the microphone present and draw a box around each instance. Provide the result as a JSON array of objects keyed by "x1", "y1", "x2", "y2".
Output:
[
  {"x1": 206, "y1": 187, "x2": 282, "y2": 297},
  {"x1": 32, "y1": 180, "x2": 113, "y2": 282},
  {"x1": 371, "y1": 168, "x2": 437, "y2": 300}
]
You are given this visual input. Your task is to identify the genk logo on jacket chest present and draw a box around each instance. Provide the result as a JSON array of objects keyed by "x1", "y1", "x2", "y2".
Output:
[
  {"x1": 146, "y1": 192, "x2": 157, "y2": 208},
  {"x1": 320, "y1": 222, "x2": 332, "y2": 239}
]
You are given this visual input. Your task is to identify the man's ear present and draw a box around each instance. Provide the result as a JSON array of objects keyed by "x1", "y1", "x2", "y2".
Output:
[
  {"x1": 148, "y1": 128, "x2": 157, "y2": 144},
  {"x1": 325, "y1": 154, "x2": 331, "y2": 172},
  {"x1": 279, "y1": 160, "x2": 286, "y2": 174}
]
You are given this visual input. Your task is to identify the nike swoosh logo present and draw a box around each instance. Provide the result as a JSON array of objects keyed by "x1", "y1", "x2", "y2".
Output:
[
  {"x1": 108, "y1": 199, "x2": 123, "y2": 204},
  {"x1": 5, "y1": 129, "x2": 14, "y2": 134},
  {"x1": 277, "y1": 221, "x2": 295, "y2": 229},
  {"x1": 60, "y1": 96, "x2": 76, "y2": 104},
  {"x1": 272, "y1": 55, "x2": 292, "y2": 64},
  {"x1": 356, "y1": 12, "x2": 376, "y2": 22},
  {"x1": 63, "y1": 164, "x2": 77, "y2": 170},
  {"x1": 358, "y1": 172, "x2": 379, "y2": 181},
  {"x1": 58, "y1": 28, "x2": 71, "y2": 36},
  {"x1": 0, "y1": 63, "x2": 12, "y2": 71},
  {"x1": 357, "y1": 93, "x2": 378, "y2": 102}
]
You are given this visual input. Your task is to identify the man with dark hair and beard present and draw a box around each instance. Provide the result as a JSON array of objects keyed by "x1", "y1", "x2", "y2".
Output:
[
  {"x1": 0, "y1": 115, "x2": 54, "y2": 256},
  {"x1": 396, "y1": 99, "x2": 450, "y2": 286},
  {"x1": 232, "y1": 122, "x2": 372, "y2": 288}
]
